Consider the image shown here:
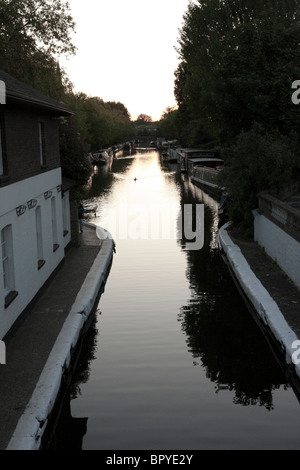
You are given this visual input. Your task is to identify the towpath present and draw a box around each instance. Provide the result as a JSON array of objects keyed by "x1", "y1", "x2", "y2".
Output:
[{"x1": 0, "y1": 225, "x2": 113, "y2": 450}]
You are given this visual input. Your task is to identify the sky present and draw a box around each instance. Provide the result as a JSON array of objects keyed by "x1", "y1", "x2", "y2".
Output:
[{"x1": 59, "y1": 0, "x2": 191, "y2": 121}]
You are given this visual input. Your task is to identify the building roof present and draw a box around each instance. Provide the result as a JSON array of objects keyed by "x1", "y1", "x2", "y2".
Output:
[
  {"x1": 0, "y1": 69, "x2": 73, "y2": 116},
  {"x1": 62, "y1": 176, "x2": 76, "y2": 192}
]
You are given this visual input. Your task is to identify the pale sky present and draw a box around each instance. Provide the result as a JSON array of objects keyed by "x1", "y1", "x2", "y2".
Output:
[{"x1": 59, "y1": 0, "x2": 190, "y2": 121}]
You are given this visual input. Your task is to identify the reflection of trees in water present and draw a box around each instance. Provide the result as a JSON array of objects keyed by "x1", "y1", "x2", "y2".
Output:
[
  {"x1": 69, "y1": 317, "x2": 99, "y2": 400},
  {"x1": 178, "y1": 298, "x2": 284, "y2": 411},
  {"x1": 82, "y1": 158, "x2": 135, "y2": 218},
  {"x1": 84, "y1": 156, "x2": 134, "y2": 200},
  {"x1": 177, "y1": 175, "x2": 286, "y2": 411}
]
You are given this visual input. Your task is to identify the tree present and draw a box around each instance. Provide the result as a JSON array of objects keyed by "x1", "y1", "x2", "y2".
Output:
[
  {"x1": 63, "y1": 93, "x2": 136, "y2": 152},
  {"x1": 219, "y1": 125, "x2": 300, "y2": 233},
  {"x1": 107, "y1": 101, "x2": 131, "y2": 120},
  {"x1": 0, "y1": 0, "x2": 76, "y2": 85},
  {"x1": 157, "y1": 108, "x2": 177, "y2": 140},
  {"x1": 175, "y1": 0, "x2": 300, "y2": 142},
  {"x1": 136, "y1": 114, "x2": 153, "y2": 124},
  {"x1": 59, "y1": 117, "x2": 91, "y2": 191},
  {"x1": 0, "y1": 0, "x2": 137, "y2": 197},
  {"x1": 0, "y1": 0, "x2": 76, "y2": 56},
  {"x1": 174, "y1": 0, "x2": 300, "y2": 230}
]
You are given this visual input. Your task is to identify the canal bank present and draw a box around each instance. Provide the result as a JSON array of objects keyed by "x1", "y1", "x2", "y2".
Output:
[
  {"x1": 218, "y1": 223, "x2": 300, "y2": 390},
  {"x1": 1, "y1": 224, "x2": 114, "y2": 450},
  {"x1": 2, "y1": 151, "x2": 300, "y2": 450},
  {"x1": 189, "y1": 169, "x2": 300, "y2": 387}
]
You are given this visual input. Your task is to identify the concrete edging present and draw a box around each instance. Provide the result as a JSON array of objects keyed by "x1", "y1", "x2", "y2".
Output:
[
  {"x1": 6, "y1": 226, "x2": 114, "y2": 450},
  {"x1": 218, "y1": 222, "x2": 300, "y2": 379}
]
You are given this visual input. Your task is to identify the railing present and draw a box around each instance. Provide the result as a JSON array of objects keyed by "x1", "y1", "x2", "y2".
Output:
[
  {"x1": 192, "y1": 166, "x2": 223, "y2": 186},
  {"x1": 190, "y1": 166, "x2": 223, "y2": 200}
]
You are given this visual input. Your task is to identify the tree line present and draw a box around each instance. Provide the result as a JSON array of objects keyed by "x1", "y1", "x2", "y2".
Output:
[
  {"x1": 1, "y1": 0, "x2": 299, "y2": 229},
  {"x1": 158, "y1": 0, "x2": 300, "y2": 232},
  {"x1": 0, "y1": 0, "x2": 136, "y2": 190}
]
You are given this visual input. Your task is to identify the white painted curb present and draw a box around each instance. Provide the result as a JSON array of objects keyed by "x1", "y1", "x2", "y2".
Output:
[
  {"x1": 218, "y1": 223, "x2": 300, "y2": 379},
  {"x1": 6, "y1": 226, "x2": 115, "y2": 450}
]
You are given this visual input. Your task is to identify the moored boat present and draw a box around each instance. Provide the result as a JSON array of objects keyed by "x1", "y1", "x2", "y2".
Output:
[
  {"x1": 179, "y1": 148, "x2": 223, "y2": 173},
  {"x1": 123, "y1": 142, "x2": 131, "y2": 151},
  {"x1": 163, "y1": 147, "x2": 181, "y2": 163},
  {"x1": 92, "y1": 150, "x2": 112, "y2": 165}
]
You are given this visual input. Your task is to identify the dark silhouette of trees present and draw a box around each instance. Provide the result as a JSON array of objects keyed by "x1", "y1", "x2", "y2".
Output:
[
  {"x1": 0, "y1": 0, "x2": 137, "y2": 194},
  {"x1": 159, "y1": 0, "x2": 300, "y2": 231},
  {"x1": 136, "y1": 114, "x2": 153, "y2": 124}
]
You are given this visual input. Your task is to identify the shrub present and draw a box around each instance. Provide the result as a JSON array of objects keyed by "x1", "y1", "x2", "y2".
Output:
[{"x1": 219, "y1": 124, "x2": 300, "y2": 235}]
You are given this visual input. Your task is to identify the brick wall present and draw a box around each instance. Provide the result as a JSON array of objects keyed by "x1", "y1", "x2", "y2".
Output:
[{"x1": 0, "y1": 102, "x2": 61, "y2": 187}]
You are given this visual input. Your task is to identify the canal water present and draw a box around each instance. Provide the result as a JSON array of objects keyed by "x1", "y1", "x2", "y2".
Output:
[{"x1": 48, "y1": 148, "x2": 300, "y2": 450}]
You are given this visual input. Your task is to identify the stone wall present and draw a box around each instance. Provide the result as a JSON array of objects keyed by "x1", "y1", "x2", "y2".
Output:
[
  {"x1": 257, "y1": 191, "x2": 300, "y2": 243},
  {"x1": 253, "y1": 191, "x2": 300, "y2": 290},
  {"x1": 0, "y1": 104, "x2": 60, "y2": 188}
]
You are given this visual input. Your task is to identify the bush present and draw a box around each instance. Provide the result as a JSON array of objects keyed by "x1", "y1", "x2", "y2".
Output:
[
  {"x1": 219, "y1": 124, "x2": 300, "y2": 234},
  {"x1": 59, "y1": 117, "x2": 92, "y2": 197}
]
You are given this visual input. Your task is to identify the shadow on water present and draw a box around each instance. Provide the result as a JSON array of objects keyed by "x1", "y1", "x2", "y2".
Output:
[
  {"x1": 44, "y1": 152, "x2": 300, "y2": 449},
  {"x1": 43, "y1": 319, "x2": 99, "y2": 450},
  {"x1": 175, "y1": 173, "x2": 286, "y2": 411}
]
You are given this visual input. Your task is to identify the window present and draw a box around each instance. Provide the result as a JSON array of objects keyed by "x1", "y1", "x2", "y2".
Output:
[
  {"x1": 1, "y1": 225, "x2": 17, "y2": 308},
  {"x1": 36, "y1": 206, "x2": 45, "y2": 269},
  {"x1": 51, "y1": 197, "x2": 59, "y2": 252},
  {"x1": 39, "y1": 122, "x2": 46, "y2": 167}
]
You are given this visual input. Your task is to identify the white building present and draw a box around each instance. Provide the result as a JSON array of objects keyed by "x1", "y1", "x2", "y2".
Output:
[{"x1": 0, "y1": 70, "x2": 74, "y2": 339}]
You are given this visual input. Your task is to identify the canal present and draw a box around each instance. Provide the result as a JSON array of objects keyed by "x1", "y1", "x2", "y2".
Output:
[{"x1": 47, "y1": 148, "x2": 300, "y2": 450}]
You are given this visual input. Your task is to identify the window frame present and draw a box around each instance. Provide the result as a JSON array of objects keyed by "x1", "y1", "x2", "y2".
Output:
[
  {"x1": 1, "y1": 225, "x2": 18, "y2": 308},
  {"x1": 0, "y1": 113, "x2": 7, "y2": 177}
]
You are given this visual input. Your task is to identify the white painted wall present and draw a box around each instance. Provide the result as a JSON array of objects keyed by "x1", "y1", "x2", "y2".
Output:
[
  {"x1": 253, "y1": 209, "x2": 300, "y2": 289},
  {"x1": 0, "y1": 169, "x2": 70, "y2": 339}
]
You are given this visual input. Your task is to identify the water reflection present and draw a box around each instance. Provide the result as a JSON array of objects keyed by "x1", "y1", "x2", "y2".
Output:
[
  {"x1": 91, "y1": 151, "x2": 181, "y2": 243},
  {"x1": 174, "y1": 168, "x2": 284, "y2": 411},
  {"x1": 46, "y1": 320, "x2": 99, "y2": 449},
  {"x1": 46, "y1": 150, "x2": 300, "y2": 450}
]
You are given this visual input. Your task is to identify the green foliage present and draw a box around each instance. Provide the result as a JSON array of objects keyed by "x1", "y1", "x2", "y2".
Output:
[
  {"x1": 170, "y1": 0, "x2": 300, "y2": 231},
  {"x1": 157, "y1": 107, "x2": 178, "y2": 140},
  {"x1": 219, "y1": 125, "x2": 300, "y2": 233},
  {"x1": 175, "y1": 0, "x2": 300, "y2": 142},
  {"x1": 59, "y1": 117, "x2": 91, "y2": 190},
  {"x1": 0, "y1": 0, "x2": 137, "y2": 193},
  {"x1": 0, "y1": 0, "x2": 76, "y2": 59},
  {"x1": 64, "y1": 94, "x2": 136, "y2": 152},
  {"x1": 0, "y1": 0, "x2": 75, "y2": 99},
  {"x1": 157, "y1": 105, "x2": 216, "y2": 148}
]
